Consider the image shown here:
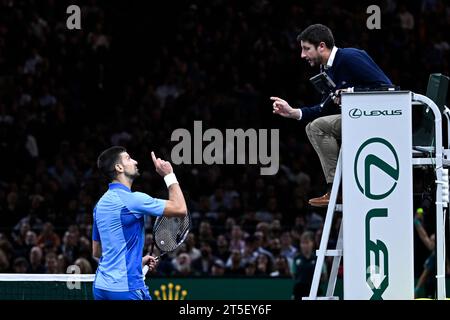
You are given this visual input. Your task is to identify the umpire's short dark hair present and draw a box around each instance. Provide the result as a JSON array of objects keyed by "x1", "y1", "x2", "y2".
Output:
[
  {"x1": 297, "y1": 24, "x2": 335, "y2": 49},
  {"x1": 97, "y1": 146, "x2": 126, "y2": 181}
]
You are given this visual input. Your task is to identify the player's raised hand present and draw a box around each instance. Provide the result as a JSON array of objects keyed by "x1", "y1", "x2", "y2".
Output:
[
  {"x1": 151, "y1": 151, "x2": 173, "y2": 177},
  {"x1": 270, "y1": 96, "x2": 297, "y2": 119}
]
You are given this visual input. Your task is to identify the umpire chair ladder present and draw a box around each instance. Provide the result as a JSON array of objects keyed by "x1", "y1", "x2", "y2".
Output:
[{"x1": 304, "y1": 74, "x2": 450, "y2": 300}]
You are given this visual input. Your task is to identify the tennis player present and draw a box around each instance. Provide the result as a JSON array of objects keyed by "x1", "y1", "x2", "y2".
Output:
[{"x1": 92, "y1": 146, "x2": 187, "y2": 300}]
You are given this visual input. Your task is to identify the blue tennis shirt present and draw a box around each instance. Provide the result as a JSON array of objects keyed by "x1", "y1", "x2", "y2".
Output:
[{"x1": 92, "y1": 182, "x2": 166, "y2": 292}]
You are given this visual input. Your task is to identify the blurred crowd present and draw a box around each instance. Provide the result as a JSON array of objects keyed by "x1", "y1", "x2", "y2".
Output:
[{"x1": 0, "y1": 0, "x2": 449, "y2": 299}]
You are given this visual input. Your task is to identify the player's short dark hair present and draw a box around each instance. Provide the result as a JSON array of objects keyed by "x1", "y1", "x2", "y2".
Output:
[
  {"x1": 297, "y1": 24, "x2": 335, "y2": 49},
  {"x1": 97, "y1": 146, "x2": 126, "y2": 181}
]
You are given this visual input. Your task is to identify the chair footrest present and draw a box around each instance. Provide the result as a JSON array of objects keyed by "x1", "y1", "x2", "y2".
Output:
[
  {"x1": 316, "y1": 249, "x2": 343, "y2": 257},
  {"x1": 302, "y1": 296, "x2": 340, "y2": 300}
]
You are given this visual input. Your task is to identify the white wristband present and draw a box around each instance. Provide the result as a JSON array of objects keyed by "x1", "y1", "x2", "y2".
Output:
[{"x1": 164, "y1": 173, "x2": 178, "y2": 188}]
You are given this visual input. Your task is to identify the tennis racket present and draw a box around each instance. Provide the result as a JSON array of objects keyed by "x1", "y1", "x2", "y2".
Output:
[{"x1": 142, "y1": 211, "x2": 191, "y2": 275}]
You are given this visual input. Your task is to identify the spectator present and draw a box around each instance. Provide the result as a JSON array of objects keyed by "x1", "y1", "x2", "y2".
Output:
[
  {"x1": 74, "y1": 257, "x2": 93, "y2": 274},
  {"x1": 241, "y1": 235, "x2": 259, "y2": 266},
  {"x1": 37, "y1": 222, "x2": 61, "y2": 252},
  {"x1": 45, "y1": 252, "x2": 60, "y2": 274},
  {"x1": 229, "y1": 225, "x2": 245, "y2": 252},
  {"x1": 191, "y1": 242, "x2": 216, "y2": 276},
  {"x1": 184, "y1": 233, "x2": 201, "y2": 262},
  {"x1": 225, "y1": 249, "x2": 245, "y2": 276},
  {"x1": 28, "y1": 246, "x2": 45, "y2": 273},
  {"x1": 255, "y1": 253, "x2": 272, "y2": 276},
  {"x1": 61, "y1": 230, "x2": 80, "y2": 263},
  {"x1": 57, "y1": 254, "x2": 70, "y2": 274},
  {"x1": 3, "y1": 191, "x2": 21, "y2": 228},
  {"x1": 172, "y1": 253, "x2": 193, "y2": 277},
  {"x1": 14, "y1": 197, "x2": 44, "y2": 233},
  {"x1": 280, "y1": 231, "x2": 298, "y2": 261},
  {"x1": 253, "y1": 231, "x2": 274, "y2": 262},
  {"x1": 0, "y1": 249, "x2": 10, "y2": 272},
  {"x1": 12, "y1": 222, "x2": 31, "y2": 259},
  {"x1": 244, "y1": 261, "x2": 257, "y2": 277},
  {"x1": 414, "y1": 208, "x2": 437, "y2": 298},
  {"x1": 292, "y1": 231, "x2": 327, "y2": 300},
  {"x1": 12, "y1": 257, "x2": 29, "y2": 273},
  {"x1": 270, "y1": 256, "x2": 292, "y2": 278},
  {"x1": 211, "y1": 259, "x2": 226, "y2": 277},
  {"x1": 0, "y1": 239, "x2": 14, "y2": 266},
  {"x1": 197, "y1": 221, "x2": 215, "y2": 247},
  {"x1": 268, "y1": 238, "x2": 282, "y2": 257},
  {"x1": 214, "y1": 234, "x2": 230, "y2": 263},
  {"x1": 24, "y1": 231, "x2": 38, "y2": 257}
]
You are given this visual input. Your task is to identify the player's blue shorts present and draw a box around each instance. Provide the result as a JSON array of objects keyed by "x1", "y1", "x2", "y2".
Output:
[{"x1": 93, "y1": 286, "x2": 152, "y2": 300}]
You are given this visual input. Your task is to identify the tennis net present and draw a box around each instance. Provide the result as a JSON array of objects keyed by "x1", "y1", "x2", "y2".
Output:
[{"x1": 0, "y1": 274, "x2": 95, "y2": 300}]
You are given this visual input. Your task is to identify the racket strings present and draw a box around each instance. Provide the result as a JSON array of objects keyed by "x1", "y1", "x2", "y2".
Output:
[{"x1": 153, "y1": 215, "x2": 190, "y2": 252}]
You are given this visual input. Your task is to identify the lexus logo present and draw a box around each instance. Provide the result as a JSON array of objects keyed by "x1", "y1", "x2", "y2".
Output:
[
  {"x1": 349, "y1": 108, "x2": 362, "y2": 119},
  {"x1": 354, "y1": 137, "x2": 399, "y2": 200}
]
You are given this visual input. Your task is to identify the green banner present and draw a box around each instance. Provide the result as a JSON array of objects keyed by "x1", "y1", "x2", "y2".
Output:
[
  {"x1": 2, "y1": 278, "x2": 445, "y2": 300},
  {"x1": 147, "y1": 278, "x2": 295, "y2": 300},
  {"x1": 0, "y1": 278, "x2": 297, "y2": 300}
]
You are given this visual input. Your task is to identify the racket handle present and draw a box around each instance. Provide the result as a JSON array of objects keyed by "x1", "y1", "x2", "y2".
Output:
[
  {"x1": 142, "y1": 265, "x2": 149, "y2": 275},
  {"x1": 142, "y1": 254, "x2": 163, "y2": 277}
]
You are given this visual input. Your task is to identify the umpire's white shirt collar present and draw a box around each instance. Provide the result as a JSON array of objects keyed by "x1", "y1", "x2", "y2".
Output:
[{"x1": 324, "y1": 46, "x2": 338, "y2": 69}]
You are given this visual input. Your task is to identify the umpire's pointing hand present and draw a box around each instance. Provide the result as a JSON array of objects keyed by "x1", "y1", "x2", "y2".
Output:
[{"x1": 271, "y1": 97, "x2": 300, "y2": 119}]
